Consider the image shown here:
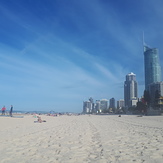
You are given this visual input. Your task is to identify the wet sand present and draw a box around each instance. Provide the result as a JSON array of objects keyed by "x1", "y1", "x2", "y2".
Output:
[{"x1": 0, "y1": 114, "x2": 163, "y2": 163}]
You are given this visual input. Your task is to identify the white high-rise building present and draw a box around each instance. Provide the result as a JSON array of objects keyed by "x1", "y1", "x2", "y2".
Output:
[
  {"x1": 100, "y1": 99, "x2": 108, "y2": 111},
  {"x1": 117, "y1": 99, "x2": 124, "y2": 109},
  {"x1": 124, "y1": 72, "x2": 138, "y2": 108},
  {"x1": 83, "y1": 101, "x2": 92, "y2": 113},
  {"x1": 95, "y1": 100, "x2": 100, "y2": 113}
]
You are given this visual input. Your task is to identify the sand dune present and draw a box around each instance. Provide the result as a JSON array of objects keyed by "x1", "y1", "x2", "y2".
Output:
[{"x1": 0, "y1": 114, "x2": 163, "y2": 163}]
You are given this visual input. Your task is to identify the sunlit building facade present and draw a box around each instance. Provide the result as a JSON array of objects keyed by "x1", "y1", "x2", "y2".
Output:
[
  {"x1": 117, "y1": 99, "x2": 124, "y2": 109},
  {"x1": 95, "y1": 100, "x2": 100, "y2": 113},
  {"x1": 83, "y1": 97, "x2": 95, "y2": 113},
  {"x1": 83, "y1": 101, "x2": 92, "y2": 113},
  {"x1": 124, "y1": 72, "x2": 138, "y2": 108},
  {"x1": 100, "y1": 99, "x2": 108, "y2": 111}
]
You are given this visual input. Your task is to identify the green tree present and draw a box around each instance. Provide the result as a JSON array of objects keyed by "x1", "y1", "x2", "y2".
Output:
[
  {"x1": 144, "y1": 90, "x2": 150, "y2": 106},
  {"x1": 102, "y1": 108, "x2": 109, "y2": 113},
  {"x1": 154, "y1": 90, "x2": 160, "y2": 109},
  {"x1": 136, "y1": 101, "x2": 147, "y2": 114},
  {"x1": 128, "y1": 106, "x2": 136, "y2": 113}
]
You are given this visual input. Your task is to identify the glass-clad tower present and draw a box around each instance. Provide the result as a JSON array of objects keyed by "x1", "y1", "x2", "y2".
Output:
[{"x1": 144, "y1": 46, "x2": 162, "y2": 90}]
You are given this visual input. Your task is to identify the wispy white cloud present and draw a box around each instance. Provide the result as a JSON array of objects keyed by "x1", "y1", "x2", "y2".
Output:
[
  {"x1": 0, "y1": 42, "x2": 103, "y2": 93},
  {"x1": 94, "y1": 63, "x2": 119, "y2": 83}
]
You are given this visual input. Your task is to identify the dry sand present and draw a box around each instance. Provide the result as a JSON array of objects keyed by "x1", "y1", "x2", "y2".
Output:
[{"x1": 0, "y1": 114, "x2": 163, "y2": 163}]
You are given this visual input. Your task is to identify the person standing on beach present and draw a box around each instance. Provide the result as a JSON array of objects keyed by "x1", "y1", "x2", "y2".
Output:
[
  {"x1": 10, "y1": 105, "x2": 13, "y2": 117},
  {"x1": 1, "y1": 106, "x2": 6, "y2": 115}
]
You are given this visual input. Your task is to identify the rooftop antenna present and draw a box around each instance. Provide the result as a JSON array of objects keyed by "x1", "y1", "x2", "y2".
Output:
[
  {"x1": 143, "y1": 31, "x2": 147, "y2": 52},
  {"x1": 143, "y1": 31, "x2": 145, "y2": 46}
]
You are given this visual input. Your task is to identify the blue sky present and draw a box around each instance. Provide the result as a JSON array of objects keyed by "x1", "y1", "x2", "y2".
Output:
[{"x1": 0, "y1": 0, "x2": 163, "y2": 112}]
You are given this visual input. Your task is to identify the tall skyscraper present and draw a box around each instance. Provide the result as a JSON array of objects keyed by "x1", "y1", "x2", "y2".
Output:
[
  {"x1": 144, "y1": 46, "x2": 162, "y2": 90},
  {"x1": 124, "y1": 72, "x2": 138, "y2": 108}
]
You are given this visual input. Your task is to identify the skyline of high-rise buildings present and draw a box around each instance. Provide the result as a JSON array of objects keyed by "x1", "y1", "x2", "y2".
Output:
[{"x1": 83, "y1": 42, "x2": 163, "y2": 113}]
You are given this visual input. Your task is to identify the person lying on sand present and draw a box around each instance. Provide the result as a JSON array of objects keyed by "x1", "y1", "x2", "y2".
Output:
[{"x1": 34, "y1": 116, "x2": 46, "y2": 123}]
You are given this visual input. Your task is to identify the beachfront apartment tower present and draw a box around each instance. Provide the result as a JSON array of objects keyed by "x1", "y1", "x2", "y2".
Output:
[
  {"x1": 83, "y1": 101, "x2": 92, "y2": 113},
  {"x1": 100, "y1": 99, "x2": 108, "y2": 112},
  {"x1": 109, "y1": 98, "x2": 116, "y2": 109},
  {"x1": 144, "y1": 46, "x2": 162, "y2": 90},
  {"x1": 95, "y1": 100, "x2": 100, "y2": 113},
  {"x1": 117, "y1": 99, "x2": 125, "y2": 109},
  {"x1": 124, "y1": 72, "x2": 138, "y2": 108},
  {"x1": 83, "y1": 97, "x2": 95, "y2": 113}
]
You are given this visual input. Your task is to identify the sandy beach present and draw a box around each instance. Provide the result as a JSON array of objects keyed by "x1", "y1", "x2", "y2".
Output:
[{"x1": 0, "y1": 114, "x2": 163, "y2": 163}]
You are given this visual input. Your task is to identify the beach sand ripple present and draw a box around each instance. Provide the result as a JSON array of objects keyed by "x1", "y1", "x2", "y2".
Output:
[{"x1": 0, "y1": 114, "x2": 163, "y2": 163}]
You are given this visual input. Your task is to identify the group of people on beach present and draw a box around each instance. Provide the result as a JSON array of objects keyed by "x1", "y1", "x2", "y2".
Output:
[{"x1": 1, "y1": 105, "x2": 13, "y2": 117}]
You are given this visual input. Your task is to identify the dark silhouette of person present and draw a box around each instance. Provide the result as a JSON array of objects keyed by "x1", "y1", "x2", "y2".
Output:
[{"x1": 10, "y1": 105, "x2": 13, "y2": 117}]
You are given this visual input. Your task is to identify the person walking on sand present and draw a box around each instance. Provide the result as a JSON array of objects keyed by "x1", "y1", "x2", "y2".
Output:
[
  {"x1": 1, "y1": 106, "x2": 6, "y2": 115},
  {"x1": 10, "y1": 105, "x2": 13, "y2": 117}
]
